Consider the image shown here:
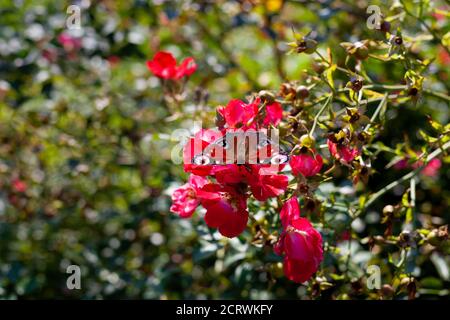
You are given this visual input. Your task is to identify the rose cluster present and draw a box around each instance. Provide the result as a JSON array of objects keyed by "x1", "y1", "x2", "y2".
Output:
[
  {"x1": 173, "y1": 97, "x2": 289, "y2": 238},
  {"x1": 147, "y1": 51, "x2": 358, "y2": 283}
]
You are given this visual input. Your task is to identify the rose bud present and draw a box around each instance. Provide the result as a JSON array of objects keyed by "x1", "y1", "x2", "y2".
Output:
[
  {"x1": 299, "y1": 134, "x2": 315, "y2": 148},
  {"x1": 258, "y1": 90, "x2": 275, "y2": 104}
]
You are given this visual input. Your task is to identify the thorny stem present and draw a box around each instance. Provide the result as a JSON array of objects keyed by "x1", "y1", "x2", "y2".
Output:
[{"x1": 358, "y1": 140, "x2": 450, "y2": 215}]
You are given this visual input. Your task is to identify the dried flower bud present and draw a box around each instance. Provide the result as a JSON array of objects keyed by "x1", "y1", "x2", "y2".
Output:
[
  {"x1": 427, "y1": 225, "x2": 448, "y2": 246},
  {"x1": 407, "y1": 280, "x2": 417, "y2": 300},
  {"x1": 357, "y1": 131, "x2": 370, "y2": 143},
  {"x1": 398, "y1": 230, "x2": 415, "y2": 248},
  {"x1": 341, "y1": 41, "x2": 369, "y2": 60},
  {"x1": 279, "y1": 83, "x2": 296, "y2": 100},
  {"x1": 347, "y1": 77, "x2": 363, "y2": 92},
  {"x1": 346, "y1": 107, "x2": 360, "y2": 123},
  {"x1": 408, "y1": 87, "x2": 419, "y2": 97},
  {"x1": 215, "y1": 109, "x2": 226, "y2": 129},
  {"x1": 258, "y1": 90, "x2": 275, "y2": 104},
  {"x1": 379, "y1": 20, "x2": 391, "y2": 33},
  {"x1": 296, "y1": 86, "x2": 310, "y2": 99},
  {"x1": 296, "y1": 38, "x2": 318, "y2": 54}
]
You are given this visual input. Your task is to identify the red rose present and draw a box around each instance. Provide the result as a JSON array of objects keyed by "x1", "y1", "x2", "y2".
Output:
[
  {"x1": 146, "y1": 51, "x2": 197, "y2": 80},
  {"x1": 262, "y1": 101, "x2": 283, "y2": 127},
  {"x1": 247, "y1": 169, "x2": 288, "y2": 201},
  {"x1": 275, "y1": 198, "x2": 323, "y2": 283},
  {"x1": 218, "y1": 98, "x2": 283, "y2": 129},
  {"x1": 213, "y1": 164, "x2": 288, "y2": 201},
  {"x1": 12, "y1": 179, "x2": 27, "y2": 193},
  {"x1": 218, "y1": 99, "x2": 258, "y2": 129},
  {"x1": 170, "y1": 174, "x2": 208, "y2": 218},
  {"x1": 289, "y1": 151, "x2": 323, "y2": 177},
  {"x1": 327, "y1": 139, "x2": 360, "y2": 163},
  {"x1": 198, "y1": 184, "x2": 248, "y2": 238}
]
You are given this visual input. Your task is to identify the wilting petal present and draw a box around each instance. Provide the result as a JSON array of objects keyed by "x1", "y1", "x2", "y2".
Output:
[{"x1": 170, "y1": 184, "x2": 200, "y2": 218}]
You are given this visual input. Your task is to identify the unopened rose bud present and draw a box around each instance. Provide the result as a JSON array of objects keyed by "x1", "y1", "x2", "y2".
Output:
[{"x1": 299, "y1": 134, "x2": 316, "y2": 148}]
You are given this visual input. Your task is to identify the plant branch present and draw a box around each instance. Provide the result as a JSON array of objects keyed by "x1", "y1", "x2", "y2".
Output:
[
  {"x1": 358, "y1": 140, "x2": 450, "y2": 215},
  {"x1": 310, "y1": 94, "x2": 333, "y2": 136},
  {"x1": 400, "y1": 0, "x2": 450, "y2": 55},
  {"x1": 364, "y1": 92, "x2": 388, "y2": 131}
]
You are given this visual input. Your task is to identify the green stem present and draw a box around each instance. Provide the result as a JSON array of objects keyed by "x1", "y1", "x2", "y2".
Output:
[
  {"x1": 359, "y1": 140, "x2": 450, "y2": 215},
  {"x1": 310, "y1": 94, "x2": 333, "y2": 136},
  {"x1": 364, "y1": 92, "x2": 388, "y2": 131},
  {"x1": 423, "y1": 89, "x2": 450, "y2": 102},
  {"x1": 400, "y1": 0, "x2": 450, "y2": 56}
]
